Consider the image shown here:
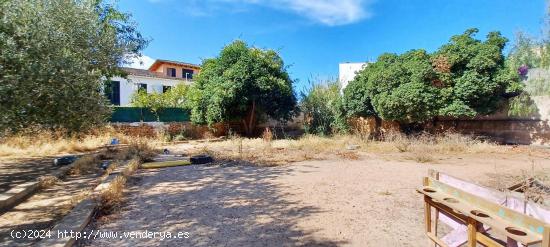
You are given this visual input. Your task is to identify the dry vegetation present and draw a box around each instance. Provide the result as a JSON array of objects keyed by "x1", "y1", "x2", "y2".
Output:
[
  {"x1": 37, "y1": 175, "x2": 61, "y2": 188},
  {"x1": 196, "y1": 131, "x2": 508, "y2": 166},
  {"x1": 70, "y1": 154, "x2": 102, "y2": 176},
  {"x1": 0, "y1": 126, "x2": 163, "y2": 158},
  {"x1": 98, "y1": 176, "x2": 127, "y2": 214}
]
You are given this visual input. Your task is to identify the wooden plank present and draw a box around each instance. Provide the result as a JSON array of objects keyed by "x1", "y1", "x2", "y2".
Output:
[
  {"x1": 427, "y1": 232, "x2": 450, "y2": 247},
  {"x1": 475, "y1": 232, "x2": 503, "y2": 247},
  {"x1": 419, "y1": 180, "x2": 545, "y2": 245},
  {"x1": 427, "y1": 177, "x2": 548, "y2": 235},
  {"x1": 467, "y1": 218, "x2": 477, "y2": 247},
  {"x1": 543, "y1": 226, "x2": 550, "y2": 247},
  {"x1": 426, "y1": 196, "x2": 432, "y2": 233}
]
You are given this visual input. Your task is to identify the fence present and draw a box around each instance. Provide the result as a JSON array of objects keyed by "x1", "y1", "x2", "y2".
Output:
[{"x1": 109, "y1": 107, "x2": 190, "y2": 123}]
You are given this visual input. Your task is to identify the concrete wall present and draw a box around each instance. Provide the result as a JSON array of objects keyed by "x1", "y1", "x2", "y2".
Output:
[
  {"x1": 339, "y1": 62, "x2": 367, "y2": 89},
  {"x1": 110, "y1": 75, "x2": 192, "y2": 106}
]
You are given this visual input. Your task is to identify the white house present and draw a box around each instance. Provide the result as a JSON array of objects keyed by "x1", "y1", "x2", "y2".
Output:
[
  {"x1": 105, "y1": 59, "x2": 200, "y2": 106},
  {"x1": 339, "y1": 62, "x2": 367, "y2": 89}
]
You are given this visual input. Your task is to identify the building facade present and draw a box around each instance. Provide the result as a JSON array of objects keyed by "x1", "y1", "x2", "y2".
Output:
[{"x1": 105, "y1": 59, "x2": 200, "y2": 106}]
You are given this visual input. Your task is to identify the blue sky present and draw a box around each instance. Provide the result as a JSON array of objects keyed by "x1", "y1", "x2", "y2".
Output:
[{"x1": 120, "y1": 0, "x2": 547, "y2": 92}]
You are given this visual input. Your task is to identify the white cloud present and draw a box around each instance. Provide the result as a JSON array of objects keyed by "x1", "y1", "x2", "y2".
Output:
[
  {"x1": 149, "y1": 0, "x2": 373, "y2": 26},
  {"x1": 277, "y1": 0, "x2": 371, "y2": 26},
  {"x1": 127, "y1": 55, "x2": 155, "y2": 70}
]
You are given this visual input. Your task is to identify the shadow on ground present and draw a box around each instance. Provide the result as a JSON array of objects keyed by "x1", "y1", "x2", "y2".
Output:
[
  {"x1": 0, "y1": 157, "x2": 59, "y2": 193},
  {"x1": 83, "y1": 163, "x2": 346, "y2": 246}
]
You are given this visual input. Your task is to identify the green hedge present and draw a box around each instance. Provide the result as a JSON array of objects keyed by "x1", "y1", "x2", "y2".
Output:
[{"x1": 110, "y1": 107, "x2": 190, "y2": 122}]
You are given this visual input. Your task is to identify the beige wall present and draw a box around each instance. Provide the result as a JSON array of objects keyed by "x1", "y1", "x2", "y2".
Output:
[{"x1": 152, "y1": 63, "x2": 200, "y2": 79}]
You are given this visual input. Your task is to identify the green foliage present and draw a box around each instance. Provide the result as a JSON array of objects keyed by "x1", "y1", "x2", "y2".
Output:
[
  {"x1": 342, "y1": 66, "x2": 376, "y2": 118},
  {"x1": 301, "y1": 80, "x2": 348, "y2": 135},
  {"x1": 188, "y1": 40, "x2": 297, "y2": 135},
  {"x1": 507, "y1": 93, "x2": 539, "y2": 118},
  {"x1": 344, "y1": 29, "x2": 519, "y2": 123},
  {"x1": 434, "y1": 29, "x2": 518, "y2": 117},
  {"x1": 0, "y1": 0, "x2": 147, "y2": 134},
  {"x1": 130, "y1": 84, "x2": 189, "y2": 120},
  {"x1": 508, "y1": 32, "x2": 542, "y2": 70}
]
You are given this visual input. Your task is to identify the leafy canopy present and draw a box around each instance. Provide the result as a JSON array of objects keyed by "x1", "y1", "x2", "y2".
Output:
[
  {"x1": 130, "y1": 84, "x2": 189, "y2": 119},
  {"x1": 0, "y1": 0, "x2": 147, "y2": 134},
  {"x1": 300, "y1": 80, "x2": 347, "y2": 135},
  {"x1": 188, "y1": 40, "x2": 297, "y2": 134},
  {"x1": 344, "y1": 29, "x2": 520, "y2": 123}
]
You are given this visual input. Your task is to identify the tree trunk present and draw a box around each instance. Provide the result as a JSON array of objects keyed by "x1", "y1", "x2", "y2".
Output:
[
  {"x1": 372, "y1": 115, "x2": 383, "y2": 141},
  {"x1": 242, "y1": 99, "x2": 256, "y2": 137}
]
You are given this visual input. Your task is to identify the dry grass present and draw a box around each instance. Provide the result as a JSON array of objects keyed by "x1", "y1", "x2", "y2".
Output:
[
  {"x1": 122, "y1": 158, "x2": 140, "y2": 177},
  {"x1": 98, "y1": 176, "x2": 127, "y2": 214},
  {"x1": 70, "y1": 155, "x2": 101, "y2": 176},
  {"x1": 407, "y1": 152, "x2": 435, "y2": 163},
  {"x1": 68, "y1": 190, "x2": 92, "y2": 208},
  {"x1": 336, "y1": 151, "x2": 360, "y2": 160},
  {"x1": 0, "y1": 127, "x2": 163, "y2": 158},
  {"x1": 117, "y1": 142, "x2": 158, "y2": 162},
  {"x1": 98, "y1": 158, "x2": 143, "y2": 214},
  {"x1": 38, "y1": 175, "x2": 61, "y2": 188},
  {"x1": 194, "y1": 132, "x2": 508, "y2": 166},
  {"x1": 0, "y1": 130, "x2": 111, "y2": 158}
]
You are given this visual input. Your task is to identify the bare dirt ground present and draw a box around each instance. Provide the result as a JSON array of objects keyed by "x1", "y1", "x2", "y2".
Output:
[{"x1": 82, "y1": 143, "x2": 550, "y2": 247}]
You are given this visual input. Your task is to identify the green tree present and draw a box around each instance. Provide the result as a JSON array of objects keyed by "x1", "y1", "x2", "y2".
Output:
[
  {"x1": 130, "y1": 84, "x2": 189, "y2": 120},
  {"x1": 434, "y1": 29, "x2": 520, "y2": 117},
  {"x1": 344, "y1": 29, "x2": 519, "y2": 128},
  {"x1": 188, "y1": 40, "x2": 297, "y2": 136},
  {"x1": 163, "y1": 84, "x2": 189, "y2": 108},
  {"x1": 130, "y1": 90, "x2": 165, "y2": 121},
  {"x1": 0, "y1": 0, "x2": 147, "y2": 134},
  {"x1": 301, "y1": 80, "x2": 347, "y2": 135}
]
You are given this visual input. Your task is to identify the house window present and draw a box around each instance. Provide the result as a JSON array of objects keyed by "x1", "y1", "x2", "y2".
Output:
[
  {"x1": 137, "y1": 83, "x2": 147, "y2": 92},
  {"x1": 182, "y1": 69, "x2": 194, "y2": 80},
  {"x1": 163, "y1": 86, "x2": 172, "y2": 93},
  {"x1": 104, "y1": 81, "x2": 120, "y2": 105},
  {"x1": 167, "y1": 68, "x2": 177, "y2": 77}
]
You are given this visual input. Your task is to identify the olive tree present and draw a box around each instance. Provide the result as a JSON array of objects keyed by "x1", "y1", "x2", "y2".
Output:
[{"x1": 0, "y1": 0, "x2": 147, "y2": 134}]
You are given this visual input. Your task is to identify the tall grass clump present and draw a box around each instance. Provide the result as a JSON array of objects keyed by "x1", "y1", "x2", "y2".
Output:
[{"x1": 117, "y1": 141, "x2": 157, "y2": 162}]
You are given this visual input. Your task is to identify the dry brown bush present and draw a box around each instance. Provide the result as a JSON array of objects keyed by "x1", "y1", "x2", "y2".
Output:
[
  {"x1": 117, "y1": 142, "x2": 157, "y2": 162},
  {"x1": 38, "y1": 175, "x2": 61, "y2": 188},
  {"x1": 98, "y1": 176, "x2": 127, "y2": 214},
  {"x1": 70, "y1": 155, "x2": 101, "y2": 176}
]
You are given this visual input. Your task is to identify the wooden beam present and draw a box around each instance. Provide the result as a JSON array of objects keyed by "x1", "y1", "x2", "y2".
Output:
[{"x1": 467, "y1": 218, "x2": 477, "y2": 247}]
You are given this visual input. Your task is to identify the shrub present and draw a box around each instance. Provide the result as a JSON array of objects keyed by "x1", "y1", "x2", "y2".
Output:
[{"x1": 301, "y1": 80, "x2": 348, "y2": 135}]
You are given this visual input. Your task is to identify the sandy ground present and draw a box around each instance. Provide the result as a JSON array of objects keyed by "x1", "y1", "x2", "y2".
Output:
[{"x1": 82, "y1": 149, "x2": 550, "y2": 247}]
